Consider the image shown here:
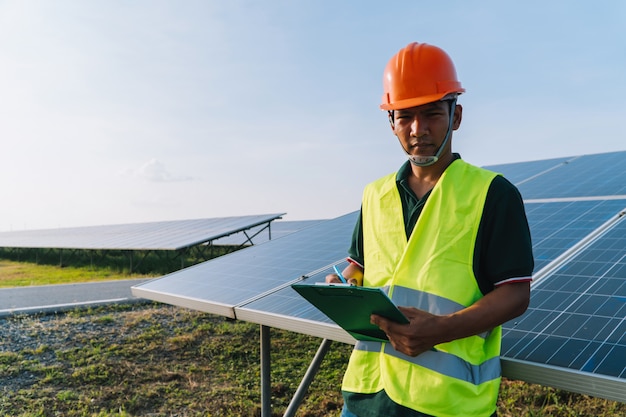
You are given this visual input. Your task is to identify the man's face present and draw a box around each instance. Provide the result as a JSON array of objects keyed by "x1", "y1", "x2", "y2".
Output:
[{"x1": 391, "y1": 100, "x2": 462, "y2": 160}]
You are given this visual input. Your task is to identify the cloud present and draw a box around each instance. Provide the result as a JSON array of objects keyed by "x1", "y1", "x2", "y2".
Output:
[{"x1": 124, "y1": 159, "x2": 194, "y2": 183}]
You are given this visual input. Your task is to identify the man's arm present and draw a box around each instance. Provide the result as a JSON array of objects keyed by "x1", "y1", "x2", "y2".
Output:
[{"x1": 371, "y1": 281, "x2": 530, "y2": 357}]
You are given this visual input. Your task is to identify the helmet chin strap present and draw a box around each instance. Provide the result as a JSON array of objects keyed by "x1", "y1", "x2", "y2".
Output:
[{"x1": 407, "y1": 99, "x2": 456, "y2": 167}]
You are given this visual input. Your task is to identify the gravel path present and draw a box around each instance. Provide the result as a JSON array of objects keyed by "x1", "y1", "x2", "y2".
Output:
[{"x1": 0, "y1": 302, "x2": 177, "y2": 391}]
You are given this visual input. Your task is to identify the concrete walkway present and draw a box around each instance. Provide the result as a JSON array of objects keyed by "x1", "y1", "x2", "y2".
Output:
[{"x1": 0, "y1": 278, "x2": 151, "y2": 317}]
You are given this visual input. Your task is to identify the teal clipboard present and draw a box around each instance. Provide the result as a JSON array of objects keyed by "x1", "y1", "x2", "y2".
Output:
[{"x1": 291, "y1": 283, "x2": 409, "y2": 342}]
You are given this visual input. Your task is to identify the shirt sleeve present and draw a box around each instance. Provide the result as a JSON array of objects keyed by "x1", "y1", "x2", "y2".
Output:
[
  {"x1": 475, "y1": 176, "x2": 534, "y2": 294},
  {"x1": 347, "y1": 208, "x2": 364, "y2": 268}
]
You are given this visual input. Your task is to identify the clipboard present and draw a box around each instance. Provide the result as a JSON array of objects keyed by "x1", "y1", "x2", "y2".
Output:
[{"x1": 291, "y1": 283, "x2": 409, "y2": 342}]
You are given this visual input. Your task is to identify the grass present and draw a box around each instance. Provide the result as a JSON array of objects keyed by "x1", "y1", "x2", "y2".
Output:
[
  {"x1": 0, "y1": 303, "x2": 350, "y2": 417},
  {"x1": 0, "y1": 259, "x2": 624, "y2": 416},
  {"x1": 0, "y1": 246, "x2": 239, "y2": 277},
  {"x1": 0, "y1": 260, "x2": 149, "y2": 287}
]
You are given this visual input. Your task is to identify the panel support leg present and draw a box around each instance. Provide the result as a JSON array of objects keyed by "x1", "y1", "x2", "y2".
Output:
[
  {"x1": 260, "y1": 325, "x2": 271, "y2": 417},
  {"x1": 283, "y1": 338, "x2": 332, "y2": 417}
]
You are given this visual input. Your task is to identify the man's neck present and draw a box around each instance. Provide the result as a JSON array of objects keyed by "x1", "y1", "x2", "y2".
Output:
[{"x1": 407, "y1": 153, "x2": 456, "y2": 199}]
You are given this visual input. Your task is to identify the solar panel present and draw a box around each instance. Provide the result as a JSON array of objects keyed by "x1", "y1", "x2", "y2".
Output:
[
  {"x1": 0, "y1": 214, "x2": 285, "y2": 251},
  {"x1": 513, "y1": 151, "x2": 626, "y2": 199},
  {"x1": 132, "y1": 212, "x2": 358, "y2": 318},
  {"x1": 484, "y1": 156, "x2": 572, "y2": 185},
  {"x1": 502, "y1": 213, "x2": 626, "y2": 400},
  {"x1": 526, "y1": 199, "x2": 626, "y2": 272}
]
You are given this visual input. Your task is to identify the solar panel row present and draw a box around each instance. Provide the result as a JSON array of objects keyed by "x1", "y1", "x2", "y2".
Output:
[{"x1": 0, "y1": 214, "x2": 285, "y2": 251}]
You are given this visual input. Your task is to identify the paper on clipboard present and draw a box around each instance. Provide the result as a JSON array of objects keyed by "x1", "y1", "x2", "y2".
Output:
[{"x1": 291, "y1": 283, "x2": 409, "y2": 342}]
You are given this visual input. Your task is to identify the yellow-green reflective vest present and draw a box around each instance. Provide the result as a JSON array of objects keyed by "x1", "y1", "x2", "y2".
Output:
[{"x1": 343, "y1": 159, "x2": 501, "y2": 417}]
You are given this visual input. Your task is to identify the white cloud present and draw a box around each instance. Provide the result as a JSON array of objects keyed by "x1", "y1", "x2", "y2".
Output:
[{"x1": 125, "y1": 159, "x2": 194, "y2": 183}]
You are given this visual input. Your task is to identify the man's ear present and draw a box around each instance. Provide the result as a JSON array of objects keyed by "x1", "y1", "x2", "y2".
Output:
[
  {"x1": 388, "y1": 111, "x2": 396, "y2": 133},
  {"x1": 452, "y1": 104, "x2": 463, "y2": 130}
]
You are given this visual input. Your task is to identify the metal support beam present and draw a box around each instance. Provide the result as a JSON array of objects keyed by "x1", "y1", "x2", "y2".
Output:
[
  {"x1": 260, "y1": 325, "x2": 271, "y2": 417},
  {"x1": 283, "y1": 338, "x2": 332, "y2": 417}
]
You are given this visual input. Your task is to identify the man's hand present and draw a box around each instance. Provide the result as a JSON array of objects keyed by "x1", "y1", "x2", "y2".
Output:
[
  {"x1": 325, "y1": 274, "x2": 360, "y2": 285},
  {"x1": 371, "y1": 307, "x2": 444, "y2": 357}
]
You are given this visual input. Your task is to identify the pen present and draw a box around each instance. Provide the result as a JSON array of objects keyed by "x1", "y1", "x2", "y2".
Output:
[{"x1": 333, "y1": 265, "x2": 348, "y2": 284}]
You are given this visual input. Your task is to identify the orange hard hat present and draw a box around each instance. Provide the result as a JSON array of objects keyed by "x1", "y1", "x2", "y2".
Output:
[{"x1": 380, "y1": 42, "x2": 465, "y2": 111}]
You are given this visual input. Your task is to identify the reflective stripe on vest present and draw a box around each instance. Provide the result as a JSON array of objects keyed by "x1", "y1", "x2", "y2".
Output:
[
  {"x1": 351, "y1": 341, "x2": 501, "y2": 386},
  {"x1": 342, "y1": 160, "x2": 501, "y2": 417}
]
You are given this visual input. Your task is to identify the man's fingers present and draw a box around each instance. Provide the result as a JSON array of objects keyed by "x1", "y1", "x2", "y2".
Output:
[
  {"x1": 325, "y1": 273, "x2": 342, "y2": 283},
  {"x1": 371, "y1": 314, "x2": 392, "y2": 332}
]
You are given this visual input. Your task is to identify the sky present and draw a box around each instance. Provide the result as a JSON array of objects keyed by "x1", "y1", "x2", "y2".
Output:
[{"x1": 1, "y1": 1, "x2": 625, "y2": 231}]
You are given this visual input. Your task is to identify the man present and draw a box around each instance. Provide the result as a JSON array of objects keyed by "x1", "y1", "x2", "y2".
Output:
[{"x1": 327, "y1": 42, "x2": 534, "y2": 417}]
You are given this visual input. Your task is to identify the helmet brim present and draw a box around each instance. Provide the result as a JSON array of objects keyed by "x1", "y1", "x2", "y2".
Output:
[{"x1": 380, "y1": 90, "x2": 464, "y2": 111}]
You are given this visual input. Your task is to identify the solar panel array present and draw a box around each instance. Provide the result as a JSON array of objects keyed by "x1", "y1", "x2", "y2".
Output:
[
  {"x1": 511, "y1": 152, "x2": 626, "y2": 199},
  {"x1": 502, "y1": 216, "x2": 626, "y2": 377},
  {"x1": 0, "y1": 214, "x2": 285, "y2": 251},
  {"x1": 132, "y1": 150, "x2": 626, "y2": 402},
  {"x1": 524, "y1": 200, "x2": 625, "y2": 272},
  {"x1": 501, "y1": 214, "x2": 626, "y2": 400},
  {"x1": 490, "y1": 151, "x2": 626, "y2": 400}
]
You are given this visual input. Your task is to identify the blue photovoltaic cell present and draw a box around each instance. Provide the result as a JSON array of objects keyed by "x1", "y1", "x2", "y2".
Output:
[
  {"x1": 132, "y1": 212, "x2": 358, "y2": 309},
  {"x1": 484, "y1": 156, "x2": 571, "y2": 186},
  {"x1": 502, "y1": 216, "x2": 626, "y2": 378},
  {"x1": 525, "y1": 199, "x2": 626, "y2": 272},
  {"x1": 515, "y1": 151, "x2": 626, "y2": 199}
]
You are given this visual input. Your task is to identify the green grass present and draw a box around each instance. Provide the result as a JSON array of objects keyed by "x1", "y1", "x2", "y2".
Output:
[
  {"x1": 0, "y1": 260, "x2": 149, "y2": 287},
  {"x1": 0, "y1": 246, "x2": 239, "y2": 277},
  {"x1": 0, "y1": 303, "x2": 349, "y2": 416}
]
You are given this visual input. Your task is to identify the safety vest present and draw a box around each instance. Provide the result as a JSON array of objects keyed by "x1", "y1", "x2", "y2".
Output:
[{"x1": 343, "y1": 159, "x2": 501, "y2": 417}]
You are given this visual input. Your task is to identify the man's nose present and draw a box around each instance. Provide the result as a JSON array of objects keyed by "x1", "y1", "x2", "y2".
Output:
[{"x1": 410, "y1": 117, "x2": 427, "y2": 137}]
